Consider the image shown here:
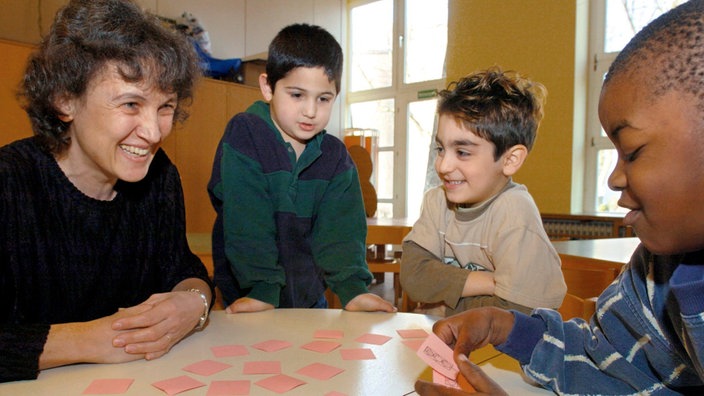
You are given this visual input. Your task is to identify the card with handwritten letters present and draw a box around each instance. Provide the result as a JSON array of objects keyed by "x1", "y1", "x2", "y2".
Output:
[
  {"x1": 416, "y1": 332, "x2": 459, "y2": 379},
  {"x1": 416, "y1": 332, "x2": 477, "y2": 392}
]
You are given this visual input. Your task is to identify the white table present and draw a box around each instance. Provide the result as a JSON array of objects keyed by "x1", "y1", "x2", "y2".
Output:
[{"x1": 0, "y1": 309, "x2": 551, "y2": 395}]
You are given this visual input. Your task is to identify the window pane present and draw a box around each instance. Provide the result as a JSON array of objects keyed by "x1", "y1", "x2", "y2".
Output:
[
  {"x1": 349, "y1": 99, "x2": 395, "y2": 147},
  {"x1": 406, "y1": 99, "x2": 437, "y2": 220},
  {"x1": 349, "y1": 0, "x2": 393, "y2": 91},
  {"x1": 376, "y1": 202, "x2": 394, "y2": 219},
  {"x1": 604, "y1": 0, "x2": 686, "y2": 52},
  {"x1": 377, "y1": 150, "x2": 394, "y2": 200},
  {"x1": 404, "y1": 0, "x2": 448, "y2": 84},
  {"x1": 595, "y1": 149, "x2": 626, "y2": 213}
]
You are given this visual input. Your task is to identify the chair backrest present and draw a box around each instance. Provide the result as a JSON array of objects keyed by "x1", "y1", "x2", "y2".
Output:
[
  {"x1": 558, "y1": 293, "x2": 597, "y2": 321},
  {"x1": 561, "y1": 266, "x2": 619, "y2": 299},
  {"x1": 348, "y1": 145, "x2": 377, "y2": 218}
]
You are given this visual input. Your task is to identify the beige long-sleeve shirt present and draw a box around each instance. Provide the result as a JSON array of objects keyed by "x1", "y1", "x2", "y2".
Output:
[{"x1": 400, "y1": 182, "x2": 566, "y2": 317}]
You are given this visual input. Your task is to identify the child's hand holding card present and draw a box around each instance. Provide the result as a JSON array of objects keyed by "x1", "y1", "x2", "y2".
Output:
[{"x1": 416, "y1": 332, "x2": 476, "y2": 393}]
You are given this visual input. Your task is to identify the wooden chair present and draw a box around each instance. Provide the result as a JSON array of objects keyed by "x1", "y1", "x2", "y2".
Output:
[
  {"x1": 348, "y1": 145, "x2": 414, "y2": 311},
  {"x1": 557, "y1": 254, "x2": 621, "y2": 320},
  {"x1": 558, "y1": 293, "x2": 598, "y2": 320},
  {"x1": 561, "y1": 265, "x2": 619, "y2": 300}
]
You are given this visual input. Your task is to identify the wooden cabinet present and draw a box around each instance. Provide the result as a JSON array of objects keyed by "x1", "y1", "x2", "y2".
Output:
[
  {"x1": 0, "y1": 40, "x2": 34, "y2": 147},
  {"x1": 166, "y1": 78, "x2": 262, "y2": 234}
]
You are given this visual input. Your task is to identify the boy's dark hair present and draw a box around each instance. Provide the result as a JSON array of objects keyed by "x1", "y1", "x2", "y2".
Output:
[
  {"x1": 437, "y1": 66, "x2": 546, "y2": 160},
  {"x1": 18, "y1": 0, "x2": 201, "y2": 154},
  {"x1": 265, "y1": 23, "x2": 343, "y2": 93},
  {"x1": 605, "y1": 0, "x2": 704, "y2": 102}
]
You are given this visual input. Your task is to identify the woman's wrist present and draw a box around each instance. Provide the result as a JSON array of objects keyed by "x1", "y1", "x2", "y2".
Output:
[{"x1": 187, "y1": 288, "x2": 209, "y2": 330}]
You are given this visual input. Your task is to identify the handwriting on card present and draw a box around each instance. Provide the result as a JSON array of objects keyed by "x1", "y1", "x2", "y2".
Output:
[{"x1": 416, "y1": 333, "x2": 458, "y2": 379}]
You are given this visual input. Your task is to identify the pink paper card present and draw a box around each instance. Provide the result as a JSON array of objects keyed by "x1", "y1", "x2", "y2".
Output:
[
  {"x1": 416, "y1": 332, "x2": 458, "y2": 379},
  {"x1": 206, "y1": 380, "x2": 251, "y2": 396},
  {"x1": 182, "y1": 360, "x2": 232, "y2": 376},
  {"x1": 252, "y1": 339, "x2": 293, "y2": 352},
  {"x1": 243, "y1": 360, "x2": 281, "y2": 375},
  {"x1": 354, "y1": 333, "x2": 392, "y2": 345},
  {"x1": 339, "y1": 348, "x2": 376, "y2": 360},
  {"x1": 397, "y1": 328, "x2": 429, "y2": 339},
  {"x1": 313, "y1": 329, "x2": 344, "y2": 339},
  {"x1": 402, "y1": 338, "x2": 426, "y2": 351},
  {"x1": 152, "y1": 375, "x2": 206, "y2": 395},
  {"x1": 301, "y1": 340, "x2": 342, "y2": 353},
  {"x1": 254, "y1": 374, "x2": 306, "y2": 394},
  {"x1": 296, "y1": 363, "x2": 344, "y2": 380},
  {"x1": 324, "y1": 392, "x2": 348, "y2": 396},
  {"x1": 211, "y1": 344, "x2": 249, "y2": 358},
  {"x1": 83, "y1": 378, "x2": 134, "y2": 394}
]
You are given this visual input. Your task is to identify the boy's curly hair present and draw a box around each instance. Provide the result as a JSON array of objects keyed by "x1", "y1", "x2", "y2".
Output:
[{"x1": 437, "y1": 66, "x2": 547, "y2": 160}]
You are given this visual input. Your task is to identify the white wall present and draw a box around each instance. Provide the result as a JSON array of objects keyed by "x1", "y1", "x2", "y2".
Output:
[
  {"x1": 0, "y1": 0, "x2": 346, "y2": 136},
  {"x1": 146, "y1": 0, "x2": 346, "y2": 136}
]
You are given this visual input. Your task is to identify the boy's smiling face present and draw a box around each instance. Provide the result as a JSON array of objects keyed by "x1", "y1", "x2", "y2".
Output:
[
  {"x1": 434, "y1": 114, "x2": 511, "y2": 207},
  {"x1": 600, "y1": 75, "x2": 704, "y2": 255}
]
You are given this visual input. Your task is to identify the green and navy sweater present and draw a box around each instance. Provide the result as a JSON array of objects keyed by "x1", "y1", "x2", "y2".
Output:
[{"x1": 208, "y1": 101, "x2": 372, "y2": 308}]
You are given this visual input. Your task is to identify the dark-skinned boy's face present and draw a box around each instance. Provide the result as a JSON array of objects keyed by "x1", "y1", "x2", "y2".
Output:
[{"x1": 599, "y1": 75, "x2": 704, "y2": 255}]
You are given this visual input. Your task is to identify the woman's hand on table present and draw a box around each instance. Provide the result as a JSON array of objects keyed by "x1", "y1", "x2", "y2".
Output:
[
  {"x1": 40, "y1": 305, "x2": 153, "y2": 369},
  {"x1": 414, "y1": 353, "x2": 508, "y2": 395},
  {"x1": 433, "y1": 307, "x2": 515, "y2": 358},
  {"x1": 344, "y1": 293, "x2": 397, "y2": 312},
  {"x1": 226, "y1": 297, "x2": 275, "y2": 313},
  {"x1": 111, "y1": 290, "x2": 208, "y2": 360}
]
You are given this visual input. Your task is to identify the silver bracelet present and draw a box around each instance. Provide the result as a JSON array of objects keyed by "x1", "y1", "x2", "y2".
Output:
[{"x1": 187, "y1": 288, "x2": 209, "y2": 331}]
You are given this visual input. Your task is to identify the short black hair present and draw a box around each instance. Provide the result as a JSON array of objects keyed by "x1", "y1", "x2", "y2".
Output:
[
  {"x1": 605, "y1": 0, "x2": 704, "y2": 102},
  {"x1": 265, "y1": 23, "x2": 343, "y2": 93},
  {"x1": 437, "y1": 66, "x2": 547, "y2": 160},
  {"x1": 19, "y1": 0, "x2": 201, "y2": 154}
]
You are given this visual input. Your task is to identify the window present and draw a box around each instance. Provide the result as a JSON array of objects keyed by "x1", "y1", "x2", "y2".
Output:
[
  {"x1": 346, "y1": 0, "x2": 447, "y2": 220},
  {"x1": 585, "y1": 0, "x2": 685, "y2": 213}
]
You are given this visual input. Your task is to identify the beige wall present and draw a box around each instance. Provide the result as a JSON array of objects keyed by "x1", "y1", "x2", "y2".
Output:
[{"x1": 447, "y1": 0, "x2": 583, "y2": 214}]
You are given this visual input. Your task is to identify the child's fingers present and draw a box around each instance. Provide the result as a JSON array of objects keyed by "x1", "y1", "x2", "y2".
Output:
[
  {"x1": 414, "y1": 379, "x2": 473, "y2": 396},
  {"x1": 455, "y1": 354, "x2": 508, "y2": 395}
]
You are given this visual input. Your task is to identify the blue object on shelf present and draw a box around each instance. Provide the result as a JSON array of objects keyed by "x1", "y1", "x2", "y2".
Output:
[{"x1": 193, "y1": 41, "x2": 242, "y2": 79}]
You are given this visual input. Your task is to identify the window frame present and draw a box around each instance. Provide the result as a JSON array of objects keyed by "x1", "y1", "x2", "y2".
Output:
[
  {"x1": 584, "y1": 0, "x2": 616, "y2": 213},
  {"x1": 346, "y1": 0, "x2": 446, "y2": 218}
]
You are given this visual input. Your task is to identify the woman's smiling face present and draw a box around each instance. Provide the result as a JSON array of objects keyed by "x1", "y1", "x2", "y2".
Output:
[{"x1": 57, "y1": 63, "x2": 177, "y2": 199}]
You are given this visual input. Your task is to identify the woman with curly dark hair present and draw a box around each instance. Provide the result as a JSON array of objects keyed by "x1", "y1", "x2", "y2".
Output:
[{"x1": 0, "y1": 0, "x2": 213, "y2": 382}]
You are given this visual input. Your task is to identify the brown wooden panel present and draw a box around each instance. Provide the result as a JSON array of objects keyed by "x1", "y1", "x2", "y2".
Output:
[
  {"x1": 174, "y1": 80, "x2": 260, "y2": 234},
  {"x1": 225, "y1": 82, "x2": 262, "y2": 119},
  {"x1": 172, "y1": 79, "x2": 228, "y2": 233},
  {"x1": 558, "y1": 293, "x2": 597, "y2": 320},
  {"x1": 0, "y1": 40, "x2": 34, "y2": 147},
  {"x1": 561, "y1": 262, "x2": 619, "y2": 299}
]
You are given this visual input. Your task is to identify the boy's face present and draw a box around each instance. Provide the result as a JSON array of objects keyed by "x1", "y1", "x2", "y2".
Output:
[
  {"x1": 434, "y1": 114, "x2": 511, "y2": 206},
  {"x1": 260, "y1": 66, "x2": 337, "y2": 153},
  {"x1": 600, "y1": 76, "x2": 704, "y2": 255}
]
